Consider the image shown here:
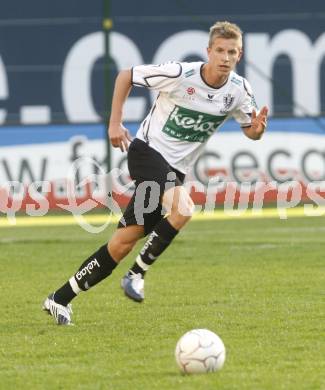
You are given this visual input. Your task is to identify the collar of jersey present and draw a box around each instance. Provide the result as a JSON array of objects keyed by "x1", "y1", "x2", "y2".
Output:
[{"x1": 200, "y1": 63, "x2": 229, "y2": 90}]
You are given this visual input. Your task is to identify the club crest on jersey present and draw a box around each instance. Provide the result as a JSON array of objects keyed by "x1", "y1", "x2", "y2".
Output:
[{"x1": 223, "y1": 94, "x2": 234, "y2": 110}]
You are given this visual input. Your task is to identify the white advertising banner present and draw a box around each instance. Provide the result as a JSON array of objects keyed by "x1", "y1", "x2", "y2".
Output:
[{"x1": 1, "y1": 119, "x2": 325, "y2": 213}]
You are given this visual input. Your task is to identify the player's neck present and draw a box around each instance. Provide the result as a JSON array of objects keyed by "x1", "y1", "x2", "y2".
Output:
[{"x1": 201, "y1": 64, "x2": 229, "y2": 88}]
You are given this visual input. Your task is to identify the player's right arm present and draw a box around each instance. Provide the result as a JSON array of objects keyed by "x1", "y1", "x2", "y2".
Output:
[
  {"x1": 108, "y1": 69, "x2": 133, "y2": 152},
  {"x1": 109, "y1": 62, "x2": 182, "y2": 151}
]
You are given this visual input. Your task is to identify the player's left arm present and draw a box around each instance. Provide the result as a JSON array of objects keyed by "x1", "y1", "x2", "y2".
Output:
[{"x1": 242, "y1": 106, "x2": 268, "y2": 140}]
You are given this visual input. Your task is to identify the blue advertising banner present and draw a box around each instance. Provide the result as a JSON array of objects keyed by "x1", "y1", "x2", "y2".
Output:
[{"x1": 0, "y1": 1, "x2": 324, "y2": 126}]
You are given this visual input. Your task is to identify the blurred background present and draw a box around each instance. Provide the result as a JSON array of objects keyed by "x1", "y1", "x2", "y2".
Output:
[{"x1": 1, "y1": 0, "x2": 325, "y2": 211}]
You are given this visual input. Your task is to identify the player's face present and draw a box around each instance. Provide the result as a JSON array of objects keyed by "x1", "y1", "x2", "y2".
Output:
[{"x1": 207, "y1": 37, "x2": 242, "y2": 75}]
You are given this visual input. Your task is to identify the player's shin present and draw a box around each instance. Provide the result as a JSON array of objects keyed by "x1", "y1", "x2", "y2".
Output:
[
  {"x1": 53, "y1": 244, "x2": 118, "y2": 305},
  {"x1": 129, "y1": 218, "x2": 179, "y2": 276}
]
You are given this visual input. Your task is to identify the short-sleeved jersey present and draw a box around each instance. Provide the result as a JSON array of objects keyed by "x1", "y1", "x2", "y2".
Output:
[{"x1": 132, "y1": 61, "x2": 257, "y2": 174}]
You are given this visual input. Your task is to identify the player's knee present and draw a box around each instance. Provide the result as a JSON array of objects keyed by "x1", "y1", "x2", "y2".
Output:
[
  {"x1": 176, "y1": 195, "x2": 195, "y2": 220},
  {"x1": 167, "y1": 189, "x2": 195, "y2": 228},
  {"x1": 108, "y1": 225, "x2": 144, "y2": 261},
  {"x1": 110, "y1": 240, "x2": 135, "y2": 260},
  {"x1": 108, "y1": 236, "x2": 137, "y2": 261}
]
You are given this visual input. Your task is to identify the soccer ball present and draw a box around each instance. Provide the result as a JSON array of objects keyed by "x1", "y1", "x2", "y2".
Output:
[{"x1": 175, "y1": 329, "x2": 226, "y2": 374}]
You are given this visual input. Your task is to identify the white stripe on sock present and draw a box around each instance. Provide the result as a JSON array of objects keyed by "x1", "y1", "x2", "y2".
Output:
[
  {"x1": 69, "y1": 276, "x2": 82, "y2": 295},
  {"x1": 136, "y1": 255, "x2": 150, "y2": 271}
]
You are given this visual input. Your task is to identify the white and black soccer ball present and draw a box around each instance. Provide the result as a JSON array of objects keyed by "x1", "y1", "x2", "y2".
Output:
[{"x1": 175, "y1": 329, "x2": 226, "y2": 374}]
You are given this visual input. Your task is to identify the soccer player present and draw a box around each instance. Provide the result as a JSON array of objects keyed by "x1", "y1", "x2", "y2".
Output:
[{"x1": 43, "y1": 21, "x2": 268, "y2": 325}]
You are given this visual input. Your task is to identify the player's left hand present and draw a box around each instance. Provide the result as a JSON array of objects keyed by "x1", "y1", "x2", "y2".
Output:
[{"x1": 251, "y1": 106, "x2": 268, "y2": 137}]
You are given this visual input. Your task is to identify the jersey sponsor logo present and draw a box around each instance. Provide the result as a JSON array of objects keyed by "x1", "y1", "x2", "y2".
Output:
[
  {"x1": 186, "y1": 87, "x2": 195, "y2": 95},
  {"x1": 75, "y1": 258, "x2": 100, "y2": 281},
  {"x1": 162, "y1": 105, "x2": 226, "y2": 143}
]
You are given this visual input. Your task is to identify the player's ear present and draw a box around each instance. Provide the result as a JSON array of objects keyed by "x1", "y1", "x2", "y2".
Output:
[
  {"x1": 206, "y1": 46, "x2": 211, "y2": 58},
  {"x1": 237, "y1": 49, "x2": 243, "y2": 63}
]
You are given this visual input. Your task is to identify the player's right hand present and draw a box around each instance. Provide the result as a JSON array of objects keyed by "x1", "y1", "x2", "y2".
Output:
[{"x1": 108, "y1": 123, "x2": 132, "y2": 152}]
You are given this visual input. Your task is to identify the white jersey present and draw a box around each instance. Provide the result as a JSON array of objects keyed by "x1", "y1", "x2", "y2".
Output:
[{"x1": 132, "y1": 61, "x2": 257, "y2": 174}]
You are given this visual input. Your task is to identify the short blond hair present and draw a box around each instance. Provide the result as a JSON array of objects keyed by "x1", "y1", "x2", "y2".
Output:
[{"x1": 208, "y1": 21, "x2": 243, "y2": 48}]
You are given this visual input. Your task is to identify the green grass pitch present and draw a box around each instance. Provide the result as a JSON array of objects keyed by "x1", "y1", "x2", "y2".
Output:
[{"x1": 0, "y1": 216, "x2": 324, "y2": 389}]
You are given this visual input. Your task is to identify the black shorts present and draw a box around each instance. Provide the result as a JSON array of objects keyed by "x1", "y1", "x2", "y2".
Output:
[{"x1": 118, "y1": 138, "x2": 185, "y2": 235}]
